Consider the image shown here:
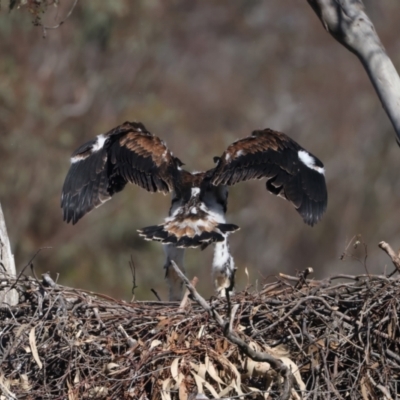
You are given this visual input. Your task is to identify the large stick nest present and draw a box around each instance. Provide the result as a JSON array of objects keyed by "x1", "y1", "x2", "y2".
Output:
[{"x1": 1, "y1": 245, "x2": 400, "y2": 399}]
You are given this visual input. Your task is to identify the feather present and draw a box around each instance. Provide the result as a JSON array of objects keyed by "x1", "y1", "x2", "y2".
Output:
[
  {"x1": 211, "y1": 128, "x2": 327, "y2": 226},
  {"x1": 138, "y1": 185, "x2": 238, "y2": 248},
  {"x1": 61, "y1": 121, "x2": 180, "y2": 224}
]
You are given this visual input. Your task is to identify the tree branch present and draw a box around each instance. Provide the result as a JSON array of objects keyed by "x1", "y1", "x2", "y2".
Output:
[
  {"x1": 378, "y1": 241, "x2": 400, "y2": 276},
  {"x1": 0, "y1": 202, "x2": 18, "y2": 307},
  {"x1": 170, "y1": 261, "x2": 294, "y2": 400},
  {"x1": 308, "y1": 0, "x2": 400, "y2": 143},
  {"x1": 178, "y1": 276, "x2": 198, "y2": 311}
]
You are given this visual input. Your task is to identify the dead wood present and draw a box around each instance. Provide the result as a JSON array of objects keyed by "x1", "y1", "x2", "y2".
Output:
[
  {"x1": 1, "y1": 243, "x2": 400, "y2": 399},
  {"x1": 0, "y1": 202, "x2": 18, "y2": 307},
  {"x1": 379, "y1": 241, "x2": 400, "y2": 277}
]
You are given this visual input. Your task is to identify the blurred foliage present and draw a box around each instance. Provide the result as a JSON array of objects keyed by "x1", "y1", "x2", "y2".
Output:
[
  {"x1": 1, "y1": 1, "x2": 400, "y2": 300},
  {"x1": 6, "y1": 0, "x2": 55, "y2": 25}
]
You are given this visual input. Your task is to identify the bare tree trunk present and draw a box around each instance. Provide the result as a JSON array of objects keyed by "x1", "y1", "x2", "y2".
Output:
[
  {"x1": 0, "y1": 202, "x2": 18, "y2": 306},
  {"x1": 308, "y1": 0, "x2": 400, "y2": 143}
]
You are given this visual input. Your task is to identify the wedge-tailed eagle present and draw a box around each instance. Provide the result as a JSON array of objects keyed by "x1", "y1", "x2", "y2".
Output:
[{"x1": 61, "y1": 121, "x2": 327, "y2": 300}]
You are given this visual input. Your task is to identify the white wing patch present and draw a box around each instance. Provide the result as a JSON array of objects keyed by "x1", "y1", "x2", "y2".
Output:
[
  {"x1": 92, "y1": 134, "x2": 108, "y2": 152},
  {"x1": 70, "y1": 134, "x2": 108, "y2": 163},
  {"x1": 70, "y1": 153, "x2": 88, "y2": 164},
  {"x1": 298, "y1": 150, "x2": 325, "y2": 175}
]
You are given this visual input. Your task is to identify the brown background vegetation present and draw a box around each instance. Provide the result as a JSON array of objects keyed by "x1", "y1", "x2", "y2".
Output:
[{"x1": 1, "y1": 0, "x2": 399, "y2": 300}]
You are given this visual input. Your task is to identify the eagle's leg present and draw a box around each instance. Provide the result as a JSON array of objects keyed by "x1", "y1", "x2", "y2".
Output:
[
  {"x1": 212, "y1": 236, "x2": 236, "y2": 296},
  {"x1": 163, "y1": 244, "x2": 186, "y2": 301}
]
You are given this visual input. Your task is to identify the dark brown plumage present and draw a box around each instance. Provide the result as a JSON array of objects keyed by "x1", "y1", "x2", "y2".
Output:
[
  {"x1": 212, "y1": 129, "x2": 327, "y2": 226},
  {"x1": 61, "y1": 121, "x2": 328, "y2": 300},
  {"x1": 61, "y1": 122, "x2": 327, "y2": 230},
  {"x1": 61, "y1": 122, "x2": 182, "y2": 224}
]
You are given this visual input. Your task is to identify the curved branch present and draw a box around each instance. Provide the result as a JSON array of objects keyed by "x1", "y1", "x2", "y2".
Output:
[
  {"x1": 308, "y1": 0, "x2": 400, "y2": 143},
  {"x1": 170, "y1": 261, "x2": 294, "y2": 400},
  {"x1": 379, "y1": 241, "x2": 400, "y2": 276}
]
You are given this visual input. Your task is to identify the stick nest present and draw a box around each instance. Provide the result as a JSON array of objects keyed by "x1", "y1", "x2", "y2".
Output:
[{"x1": 1, "y1": 261, "x2": 400, "y2": 399}]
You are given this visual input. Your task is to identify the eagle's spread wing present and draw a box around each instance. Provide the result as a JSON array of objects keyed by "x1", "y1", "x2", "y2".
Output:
[
  {"x1": 211, "y1": 129, "x2": 327, "y2": 226},
  {"x1": 61, "y1": 121, "x2": 182, "y2": 224}
]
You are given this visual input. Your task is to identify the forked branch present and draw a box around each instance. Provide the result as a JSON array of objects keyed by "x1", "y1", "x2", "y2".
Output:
[{"x1": 170, "y1": 261, "x2": 294, "y2": 400}]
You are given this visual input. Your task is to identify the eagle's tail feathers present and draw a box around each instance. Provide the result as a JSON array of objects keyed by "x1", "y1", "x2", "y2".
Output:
[{"x1": 138, "y1": 222, "x2": 239, "y2": 249}]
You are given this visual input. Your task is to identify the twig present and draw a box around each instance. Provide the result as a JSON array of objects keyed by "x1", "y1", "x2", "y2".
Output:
[
  {"x1": 1, "y1": 241, "x2": 400, "y2": 398},
  {"x1": 129, "y1": 255, "x2": 138, "y2": 302},
  {"x1": 295, "y1": 267, "x2": 314, "y2": 290},
  {"x1": 339, "y1": 235, "x2": 360, "y2": 261},
  {"x1": 366, "y1": 371, "x2": 393, "y2": 400},
  {"x1": 386, "y1": 349, "x2": 400, "y2": 364},
  {"x1": 178, "y1": 276, "x2": 198, "y2": 311},
  {"x1": 151, "y1": 288, "x2": 162, "y2": 301},
  {"x1": 93, "y1": 307, "x2": 105, "y2": 329},
  {"x1": 8, "y1": 247, "x2": 52, "y2": 292},
  {"x1": 252, "y1": 295, "x2": 342, "y2": 337},
  {"x1": 379, "y1": 241, "x2": 400, "y2": 277},
  {"x1": 170, "y1": 260, "x2": 294, "y2": 400}
]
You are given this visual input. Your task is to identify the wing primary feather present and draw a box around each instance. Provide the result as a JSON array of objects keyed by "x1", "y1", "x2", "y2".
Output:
[
  {"x1": 210, "y1": 128, "x2": 328, "y2": 226},
  {"x1": 61, "y1": 121, "x2": 181, "y2": 224}
]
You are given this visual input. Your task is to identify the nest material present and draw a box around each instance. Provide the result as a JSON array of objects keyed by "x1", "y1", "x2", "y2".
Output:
[{"x1": 1, "y1": 259, "x2": 400, "y2": 399}]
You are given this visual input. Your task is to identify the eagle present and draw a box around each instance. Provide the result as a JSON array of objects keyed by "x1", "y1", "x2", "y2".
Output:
[{"x1": 61, "y1": 121, "x2": 327, "y2": 300}]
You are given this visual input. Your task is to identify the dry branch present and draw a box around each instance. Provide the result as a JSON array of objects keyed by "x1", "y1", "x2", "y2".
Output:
[
  {"x1": 379, "y1": 241, "x2": 400, "y2": 276},
  {"x1": 0, "y1": 202, "x2": 18, "y2": 307},
  {"x1": 1, "y1": 242, "x2": 400, "y2": 399},
  {"x1": 170, "y1": 261, "x2": 294, "y2": 400}
]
